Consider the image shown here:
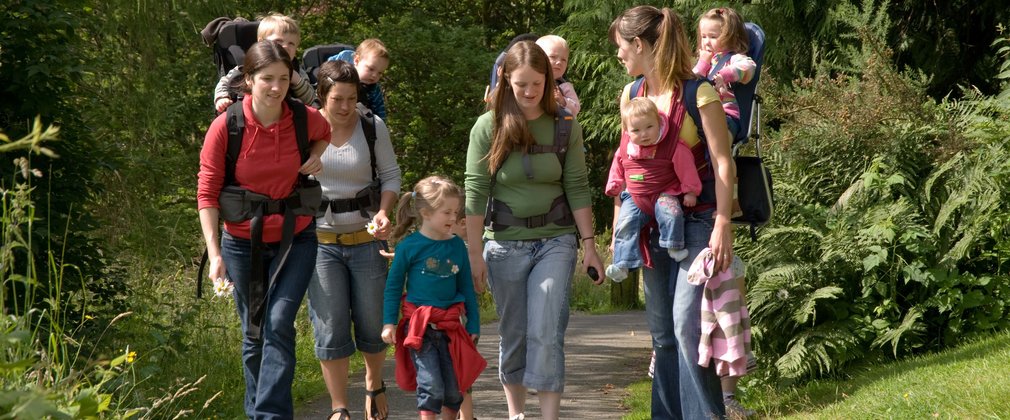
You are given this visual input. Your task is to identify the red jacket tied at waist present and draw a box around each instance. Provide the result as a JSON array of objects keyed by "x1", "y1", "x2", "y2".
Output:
[{"x1": 394, "y1": 300, "x2": 487, "y2": 392}]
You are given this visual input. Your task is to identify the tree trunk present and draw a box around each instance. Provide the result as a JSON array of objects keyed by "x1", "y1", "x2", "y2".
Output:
[{"x1": 610, "y1": 269, "x2": 641, "y2": 309}]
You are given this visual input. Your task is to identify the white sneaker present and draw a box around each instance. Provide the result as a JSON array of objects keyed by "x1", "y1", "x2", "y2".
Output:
[
  {"x1": 605, "y1": 265, "x2": 628, "y2": 282},
  {"x1": 509, "y1": 414, "x2": 525, "y2": 420},
  {"x1": 668, "y1": 248, "x2": 689, "y2": 261}
]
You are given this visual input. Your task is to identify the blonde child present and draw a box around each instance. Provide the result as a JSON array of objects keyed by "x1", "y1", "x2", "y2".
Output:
[
  {"x1": 605, "y1": 97, "x2": 702, "y2": 281},
  {"x1": 328, "y1": 39, "x2": 391, "y2": 119},
  {"x1": 535, "y1": 35, "x2": 581, "y2": 117},
  {"x1": 382, "y1": 176, "x2": 486, "y2": 420},
  {"x1": 213, "y1": 13, "x2": 315, "y2": 112},
  {"x1": 692, "y1": 7, "x2": 756, "y2": 139}
]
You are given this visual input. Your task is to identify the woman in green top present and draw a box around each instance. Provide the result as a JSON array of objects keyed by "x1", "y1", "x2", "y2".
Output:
[{"x1": 464, "y1": 40, "x2": 604, "y2": 420}]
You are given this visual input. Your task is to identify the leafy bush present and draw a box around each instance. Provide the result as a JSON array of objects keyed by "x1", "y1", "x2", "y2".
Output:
[{"x1": 741, "y1": 33, "x2": 1010, "y2": 382}]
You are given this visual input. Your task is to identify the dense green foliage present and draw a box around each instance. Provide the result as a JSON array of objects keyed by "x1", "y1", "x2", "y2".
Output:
[{"x1": 3, "y1": 0, "x2": 1010, "y2": 416}]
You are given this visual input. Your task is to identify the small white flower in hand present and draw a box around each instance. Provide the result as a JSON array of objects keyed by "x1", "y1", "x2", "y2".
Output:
[
  {"x1": 213, "y1": 277, "x2": 234, "y2": 298},
  {"x1": 366, "y1": 221, "x2": 379, "y2": 235}
]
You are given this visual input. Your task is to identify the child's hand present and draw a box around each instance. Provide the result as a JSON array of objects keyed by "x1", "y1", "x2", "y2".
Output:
[
  {"x1": 381, "y1": 324, "x2": 396, "y2": 345},
  {"x1": 215, "y1": 97, "x2": 233, "y2": 113},
  {"x1": 713, "y1": 74, "x2": 729, "y2": 95},
  {"x1": 553, "y1": 87, "x2": 567, "y2": 108},
  {"x1": 698, "y1": 49, "x2": 714, "y2": 64},
  {"x1": 683, "y1": 193, "x2": 697, "y2": 208},
  {"x1": 299, "y1": 154, "x2": 322, "y2": 175},
  {"x1": 378, "y1": 248, "x2": 395, "y2": 260},
  {"x1": 470, "y1": 334, "x2": 479, "y2": 344}
]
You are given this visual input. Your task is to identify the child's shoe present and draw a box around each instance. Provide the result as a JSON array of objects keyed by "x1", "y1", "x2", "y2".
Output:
[
  {"x1": 605, "y1": 264, "x2": 628, "y2": 282},
  {"x1": 669, "y1": 247, "x2": 689, "y2": 261},
  {"x1": 724, "y1": 395, "x2": 755, "y2": 419}
]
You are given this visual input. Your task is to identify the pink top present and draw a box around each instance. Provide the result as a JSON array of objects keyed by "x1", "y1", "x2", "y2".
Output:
[{"x1": 692, "y1": 51, "x2": 756, "y2": 119}]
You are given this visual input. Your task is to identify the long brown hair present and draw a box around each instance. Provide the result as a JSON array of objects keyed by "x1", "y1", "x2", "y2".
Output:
[
  {"x1": 698, "y1": 7, "x2": 749, "y2": 55},
  {"x1": 391, "y1": 175, "x2": 464, "y2": 242},
  {"x1": 485, "y1": 40, "x2": 557, "y2": 173},
  {"x1": 609, "y1": 6, "x2": 695, "y2": 95}
]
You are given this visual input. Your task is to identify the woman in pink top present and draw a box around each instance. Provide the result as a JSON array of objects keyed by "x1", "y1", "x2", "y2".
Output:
[{"x1": 197, "y1": 40, "x2": 330, "y2": 419}]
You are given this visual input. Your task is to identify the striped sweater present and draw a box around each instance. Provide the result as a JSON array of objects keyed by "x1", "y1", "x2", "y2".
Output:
[{"x1": 686, "y1": 248, "x2": 753, "y2": 377}]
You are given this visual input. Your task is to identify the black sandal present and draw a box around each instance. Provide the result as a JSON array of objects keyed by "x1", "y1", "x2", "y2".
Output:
[
  {"x1": 327, "y1": 407, "x2": 350, "y2": 420},
  {"x1": 364, "y1": 381, "x2": 388, "y2": 420}
]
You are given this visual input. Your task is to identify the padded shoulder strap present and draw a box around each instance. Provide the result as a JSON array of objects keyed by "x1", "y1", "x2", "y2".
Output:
[
  {"x1": 224, "y1": 101, "x2": 245, "y2": 186},
  {"x1": 682, "y1": 79, "x2": 706, "y2": 141},
  {"x1": 287, "y1": 98, "x2": 310, "y2": 164},
  {"x1": 630, "y1": 76, "x2": 645, "y2": 99},
  {"x1": 553, "y1": 107, "x2": 572, "y2": 168},
  {"x1": 356, "y1": 103, "x2": 378, "y2": 180}
]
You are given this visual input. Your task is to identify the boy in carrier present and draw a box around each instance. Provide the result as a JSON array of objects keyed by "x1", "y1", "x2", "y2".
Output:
[{"x1": 213, "y1": 13, "x2": 315, "y2": 112}]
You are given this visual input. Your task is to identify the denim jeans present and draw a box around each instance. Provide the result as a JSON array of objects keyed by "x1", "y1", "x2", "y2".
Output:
[
  {"x1": 484, "y1": 233, "x2": 576, "y2": 392},
  {"x1": 641, "y1": 209, "x2": 725, "y2": 419},
  {"x1": 612, "y1": 190, "x2": 686, "y2": 270},
  {"x1": 308, "y1": 239, "x2": 389, "y2": 360},
  {"x1": 221, "y1": 224, "x2": 317, "y2": 420},
  {"x1": 409, "y1": 326, "x2": 464, "y2": 413}
]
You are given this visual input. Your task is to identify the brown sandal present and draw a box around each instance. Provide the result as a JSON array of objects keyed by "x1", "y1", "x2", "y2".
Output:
[
  {"x1": 327, "y1": 407, "x2": 350, "y2": 420},
  {"x1": 364, "y1": 382, "x2": 388, "y2": 420}
]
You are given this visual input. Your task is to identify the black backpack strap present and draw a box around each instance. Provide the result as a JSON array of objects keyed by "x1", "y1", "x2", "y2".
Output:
[
  {"x1": 356, "y1": 103, "x2": 378, "y2": 180},
  {"x1": 287, "y1": 97, "x2": 310, "y2": 163},
  {"x1": 524, "y1": 107, "x2": 572, "y2": 179},
  {"x1": 224, "y1": 101, "x2": 245, "y2": 186}
]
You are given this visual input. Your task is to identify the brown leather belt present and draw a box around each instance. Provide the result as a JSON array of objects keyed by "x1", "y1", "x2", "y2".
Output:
[{"x1": 317, "y1": 229, "x2": 375, "y2": 246}]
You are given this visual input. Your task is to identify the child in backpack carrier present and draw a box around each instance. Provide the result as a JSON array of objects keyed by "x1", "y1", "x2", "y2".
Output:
[
  {"x1": 213, "y1": 13, "x2": 315, "y2": 112},
  {"x1": 535, "y1": 35, "x2": 581, "y2": 117},
  {"x1": 604, "y1": 97, "x2": 702, "y2": 282},
  {"x1": 692, "y1": 7, "x2": 757, "y2": 140},
  {"x1": 328, "y1": 39, "x2": 391, "y2": 120}
]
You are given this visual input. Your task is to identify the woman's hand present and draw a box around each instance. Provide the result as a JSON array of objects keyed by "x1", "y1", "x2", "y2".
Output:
[
  {"x1": 372, "y1": 211, "x2": 392, "y2": 240},
  {"x1": 582, "y1": 242, "x2": 605, "y2": 286},
  {"x1": 208, "y1": 254, "x2": 227, "y2": 284},
  {"x1": 709, "y1": 218, "x2": 734, "y2": 273},
  {"x1": 381, "y1": 324, "x2": 396, "y2": 345},
  {"x1": 469, "y1": 252, "x2": 488, "y2": 293}
]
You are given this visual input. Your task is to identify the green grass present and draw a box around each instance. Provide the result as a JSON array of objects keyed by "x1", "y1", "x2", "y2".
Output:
[{"x1": 621, "y1": 331, "x2": 1010, "y2": 419}]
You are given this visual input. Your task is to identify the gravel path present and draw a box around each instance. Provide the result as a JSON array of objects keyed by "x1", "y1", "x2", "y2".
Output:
[{"x1": 296, "y1": 310, "x2": 652, "y2": 419}]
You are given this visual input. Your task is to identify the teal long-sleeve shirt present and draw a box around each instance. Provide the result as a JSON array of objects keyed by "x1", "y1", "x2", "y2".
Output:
[
  {"x1": 383, "y1": 232, "x2": 480, "y2": 334},
  {"x1": 465, "y1": 111, "x2": 592, "y2": 241}
]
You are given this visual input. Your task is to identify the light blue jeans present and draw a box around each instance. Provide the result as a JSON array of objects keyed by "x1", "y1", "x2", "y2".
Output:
[
  {"x1": 612, "y1": 190, "x2": 686, "y2": 270},
  {"x1": 642, "y1": 209, "x2": 725, "y2": 419},
  {"x1": 308, "y1": 240, "x2": 389, "y2": 360},
  {"x1": 221, "y1": 225, "x2": 317, "y2": 420},
  {"x1": 484, "y1": 233, "x2": 577, "y2": 393}
]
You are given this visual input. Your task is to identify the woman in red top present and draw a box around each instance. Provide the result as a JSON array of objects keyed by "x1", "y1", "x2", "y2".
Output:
[{"x1": 197, "y1": 40, "x2": 330, "y2": 419}]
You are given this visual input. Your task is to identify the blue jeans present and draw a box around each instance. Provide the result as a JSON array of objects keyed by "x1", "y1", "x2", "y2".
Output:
[
  {"x1": 308, "y1": 240, "x2": 389, "y2": 360},
  {"x1": 221, "y1": 224, "x2": 317, "y2": 420},
  {"x1": 484, "y1": 233, "x2": 576, "y2": 392},
  {"x1": 409, "y1": 326, "x2": 464, "y2": 413},
  {"x1": 641, "y1": 210, "x2": 724, "y2": 419},
  {"x1": 612, "y1": 191, "x2": 686, "y2": 270}
]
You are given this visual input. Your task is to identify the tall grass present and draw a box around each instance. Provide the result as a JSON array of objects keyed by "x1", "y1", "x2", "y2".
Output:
[{"x1": 0, "y1": 121, "x2": 213, "y2": 418}]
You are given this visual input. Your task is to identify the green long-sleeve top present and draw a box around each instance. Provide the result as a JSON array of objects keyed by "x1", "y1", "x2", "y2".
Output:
[{"x1": 465, "y1": 111, "x2": 592, "y2": 241}]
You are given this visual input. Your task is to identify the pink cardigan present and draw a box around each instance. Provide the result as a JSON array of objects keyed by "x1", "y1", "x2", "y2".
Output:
[{"x1": 686, "y1": 248, "x2": 753, "y2": 376}]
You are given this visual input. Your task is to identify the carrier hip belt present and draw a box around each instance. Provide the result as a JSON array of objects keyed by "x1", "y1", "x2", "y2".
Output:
[{"x1": 485, "y1": 194, "x2": 573, "y2": 230}]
